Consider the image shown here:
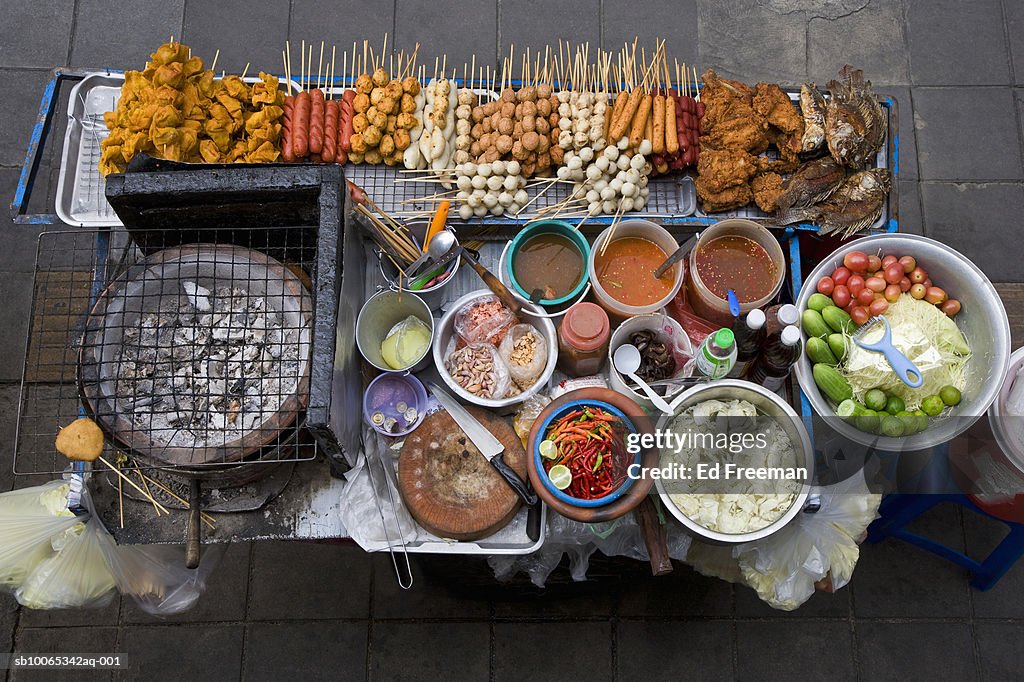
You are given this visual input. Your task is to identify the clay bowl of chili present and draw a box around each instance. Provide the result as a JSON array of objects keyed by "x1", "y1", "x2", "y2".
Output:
[{"x1": 527, "y1": 388, "x2": 657, "y2": 523}]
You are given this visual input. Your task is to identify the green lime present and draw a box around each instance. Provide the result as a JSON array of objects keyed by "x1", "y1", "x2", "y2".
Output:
[
  {"x1": 548, "y1": 464, "x2": 572, "y2": 490},
  {"x1": 921, "y1": 395, "x2": 944, "y2": 417},
  {"x1": 855, "y1": 409, "x2": 880, "y2": 434},
  {"x1": 837, "y1": 399, "x2": 862, "y2": 420},
  {"x1": 885, "y1": 395, "x2": 906, "y2": 415},
  {"x1": 913, "y1": 409, "x2": 930, "y2": 433},
  {"x1": 940, "y1": 386, "x2": 962, "y2": 407},
  {"x1": 896, "y1": 410, "x2": 917, "y2": 434},
  {"x1": 880, "y1": 415, "x2": 904, "y2": 438},
  {"x1": 539, "y1": 440, "x2": 559, "y2": 460},
  {"x1": 865, "y1": 389, "x2": 888, "y2": 412}
]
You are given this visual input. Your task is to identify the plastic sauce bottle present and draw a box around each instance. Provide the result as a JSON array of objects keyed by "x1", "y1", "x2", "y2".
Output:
[
  {"x1": 728, "y1": 308, "x2": 766, "y2": 378},
  {"x1": 765, "y1": 303, "x2": 799, "y2": 337},
  {"x1": 694, "y1": 328, "x2": 737, "y2": 380},
  {"x1": 557, "y1": 302, "x2": 610, "y2": 377},
  {"x1": 749, "y1": 325, "x2": 802, "y2": 391}
]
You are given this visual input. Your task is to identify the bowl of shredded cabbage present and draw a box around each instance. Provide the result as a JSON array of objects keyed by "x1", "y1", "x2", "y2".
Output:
[
  {"x1": 794, "y1": 234, "x2": 1011, "y2": 451},
  {"x1": 655, "y1": 380, "x2": 813, "y2": 543}
]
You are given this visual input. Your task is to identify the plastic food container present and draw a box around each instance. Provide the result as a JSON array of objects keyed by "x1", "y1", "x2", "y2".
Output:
[
  {"x1": 356, "y1": 290, "x2": 434, "y2": 373},
  {"x1": 588, "y1": 219, "x2": 684, "y2": 322},
  {"x1": 608, "y1": 312, "x2": 694, "y2": 411},
  {"x1": 686, "y1": 219, "x2": 786, "y2": 327},
  {"x1": 362, "y1": 372, "x2": 428, "y2": 437},
  {"x1": 506, "y1": 220, "x2": 591, "y2": 307},
  {"x1": 557, "y1": 302, "x2": 610, "y2": 377},
  {"x1": 432, "y1": 289, "x2": 558, "y2": 412}
]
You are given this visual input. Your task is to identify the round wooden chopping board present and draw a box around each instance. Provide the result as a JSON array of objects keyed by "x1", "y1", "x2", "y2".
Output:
[{"x1": 398, "y1": 406, "x2": 526, "y2": 541}]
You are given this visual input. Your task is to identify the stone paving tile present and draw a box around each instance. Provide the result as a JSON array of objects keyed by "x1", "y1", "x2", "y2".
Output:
[
  {"x1": 121, "y1": 542, "x2": 250, "y2": 624},
  {"x1": 397, "y1": 0, "x2": 497, "y2": 79},
  {"x1": 603, "y1": 0, "x2": 698, "y2": 68},
  {"x1": 289, "y1": 1, "x2": 395, "y2": 83},
  {"x1": 852, "y1": 501, "x2": 973, "y2": 618},
  {"x1": 70, "y1": 0, "x2": 185, "y2": 70},
  {"x1": 1005, "y1": 1, "x2": 1024, "y2": 86},
  {"x1": 11, "y1": 626, "x2": 118, "y2": 682},
  {"x1": 0, "y1": 0, "x2": 73, "y2": 70},
  {"x1": 913, "y1": 87, "x2": 1021, "y2": 181},
  {"x1": 248, "y1": 541, "x2": 371, "y2": 620},
  {"x1": 372, "y1": 554, "x2": 490, "y2": 620},
  {"x1": 370, "y1": 622, "x2": 489, "y2": 681},
  {"x1": 498, "y1": 0, "x2": 601, "y2": 68},
  {"x1": 875, "y1": 85, "x2": 918, "y2": 180},
  {"x1": 698, "y1": 0, "x2": 806, "y2": 85},
  {"x1": 616, "y1": 564, "x2": 733, "y2": 618},
  {"x1": 493, "y1": 583, "x2": 616, "y2": 620},
  {"x1": 0, "y1": 271, "x2": 33, "y2": 383},
  {"x1": 907, "y1": 0, "x2": 1010, "y2": 85},
  {"x1": 0, "y1": 70, "x2": 55, "y2": 168},
  {"x1": 734, "y1": 582, "x2": 850, "y2": 618},
  {"x1": 807, "y1": 1, "x2": 910, "y2": 86},
  {"x1": 243, "y1": 621, "x2": 367, "y2": 682},
  {"x1": 18, "y1": 595, "x2": 121, "y2": 629},
  {"x1": 856, "y1": 622, "x2": 976, "y2": 680},
  {"x1": 0, "y1": 385, "x2": 20, "y2": 493},
  {"x1": 0, "y1": 593, "x2": 17, "y2": 659},
  {"x1": 182, "y1": 0, "x2": 290, "y2": 76},
  {"x1": 961, "y1": 507, "x2": 1024, "y2": 619},
  {"x1": 616, "y1": 620, "x2": 734, "y2": 681},
  {"x1": 897, "y1": 179, "x2": 923, "y2": 234},
  {"x1": 737, "y1": 621, "x2": 854, "y2": 681},
  {"x1": 116, "y1": 624, "x2": 243, "y2": 681},
  {"x1": 975, "y1": 622, "x2": 1024, "y2": 681},
  {"x1": 494, "y1": 622, "x2": 612, "y2": 681},
  {"x1": 919, "y1": 181, "x2": 1024, "y2": 283}
]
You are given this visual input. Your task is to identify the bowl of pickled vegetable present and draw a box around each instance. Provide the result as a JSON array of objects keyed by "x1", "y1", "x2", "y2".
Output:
[{"x1": 532, "y1": 399, "x2": 641, "y2": 508}]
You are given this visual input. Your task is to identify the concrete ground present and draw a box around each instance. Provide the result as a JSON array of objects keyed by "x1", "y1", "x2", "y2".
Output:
[{"x1": 2, "y1": 0, "x2": 1024, "y2": 679}]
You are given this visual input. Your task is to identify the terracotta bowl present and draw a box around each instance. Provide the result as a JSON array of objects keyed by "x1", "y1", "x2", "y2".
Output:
[{"x1": 527, "y1": 387, "x2": 657, "y2": 523}]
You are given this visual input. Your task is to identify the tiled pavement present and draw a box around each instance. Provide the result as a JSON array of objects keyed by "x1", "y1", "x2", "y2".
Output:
[{"x1": 2, "y1": 0, "x2": 1024, "y2": 680}]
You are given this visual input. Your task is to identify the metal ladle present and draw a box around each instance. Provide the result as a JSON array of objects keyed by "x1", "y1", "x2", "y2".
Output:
[
  {"x1": 613, "y1": 344, "x2": 674, "y2": 414},
  {"x1": 407, "y1": 230, "x2": 456, "y2": 279}
]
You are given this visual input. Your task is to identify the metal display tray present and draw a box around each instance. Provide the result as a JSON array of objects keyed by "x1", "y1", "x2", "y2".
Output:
[{"x1": 55, "y1": 71, "x2": 304, "y2": 227}]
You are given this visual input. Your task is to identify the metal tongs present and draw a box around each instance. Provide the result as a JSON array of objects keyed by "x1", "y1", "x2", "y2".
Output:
[{"x1": 362, "y1": 433, "x2": 414, "y2": 590}]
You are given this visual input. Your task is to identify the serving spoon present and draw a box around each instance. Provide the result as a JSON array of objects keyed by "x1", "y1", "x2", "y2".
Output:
[
  {"x1": 613, "y1": 344, "x2": 674, "y2": 414},
  {"x1": 407, "y1": 230, "x2": 456, "y2": 279}
]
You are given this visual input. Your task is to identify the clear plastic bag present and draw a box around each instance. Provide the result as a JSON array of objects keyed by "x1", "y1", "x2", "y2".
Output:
[
  {"x1": 15, "y1": 514, "x2": 116, "y2": 610},
  {"x1": 0, "y1": 482, "x2": 84, "y2": 589},
  {"x1": 454, "y1": 294, "x2": 518, "y2": 346},
  {"x1": 444, "y1": 342, "x2": 512, "y2": 400},
  {"x1": 98, "y1": 541, "x2": 225, "y2": 616},
  {"x1": 513, "y1": 393, "x2": 552, "y2": 444},
  {"x1": 499, "y1": 323, "x2": 548, "y2": 389},
  {"x1": 381, "y1": 315, "x2": 432, "y2": 370}
]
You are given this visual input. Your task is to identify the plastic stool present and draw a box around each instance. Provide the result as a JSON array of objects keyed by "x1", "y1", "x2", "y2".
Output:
[{"x1": 867, "y1": 493, "x2": 1024, "y2": 591}]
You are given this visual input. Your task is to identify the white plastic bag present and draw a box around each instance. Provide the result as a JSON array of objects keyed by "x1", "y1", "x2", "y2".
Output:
[
  {"x1": 498, "y1": 323, "x2": 548, "y2": 389},
  {"x1": 15, "y1": 515, "x2": 116, "y2": 610},
  {"x1": 0, "y1": 481, "x2": 84, "y2": 589},
  {"x1": 98, "y1": 541, "x2": 225, "y2": 616},
  {"x1": 444, "y1": 342, "x2": 512, "y2": 400}
]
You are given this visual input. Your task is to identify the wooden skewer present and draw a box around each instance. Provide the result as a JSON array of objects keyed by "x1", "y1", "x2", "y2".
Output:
[
  {"x1": 282, "y1": 50, "x2": 291, "y2": 96},
  {"x1": 210, "y1": 48, "x2": 220, "y2": 74},
  {"x1": 98, "y1": 456, "x2": 170, "y2": 515},
  {"x1": 134, "y1": 469, "x2": 164, "y2": 516},
  {"x1": 241, "y1": 62, "x2": 250, "y2": 80},
  {"x1": 118, "y1": 465, "x2": 124, "y2": 528}
]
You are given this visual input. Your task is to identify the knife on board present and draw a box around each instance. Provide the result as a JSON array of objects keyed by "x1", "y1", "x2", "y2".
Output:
[{"x1": 426, "y1": 382, "x2": 538, "y2": 508}]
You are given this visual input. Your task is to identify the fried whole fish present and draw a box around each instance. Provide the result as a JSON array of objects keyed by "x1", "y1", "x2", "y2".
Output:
[
  {"x1": 799, "y1": 83, "x2": 826, "y2": 152},
  {"x1": 773, "y1": 156, "x2": 845, "y2": 216},
  {"x1": 825, "y1": 65, "x2": 886, "y2": 168},
  {"x1": 777, "y1": 168, "x2": 892, "y2": 236}
]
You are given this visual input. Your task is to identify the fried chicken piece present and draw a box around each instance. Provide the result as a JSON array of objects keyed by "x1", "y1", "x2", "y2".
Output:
[
  {"x1": 702, "y1": 114, "x2": 770, "y2": 153},
  {"x1": 696, "y1": 177, "x2": 754, "y2": 213},
  {"x1": 700, "y1": 70, "x2": 769, "y2": 153},
  {"x1": 753, "y1": 83, "x2": 804, "y2": 137},
  {"x1": 696, "y1": 149, "x2": 760, "y2": 194},
  {"x1": 751, "y1": 172, "x2": 784, "y2": 213}
]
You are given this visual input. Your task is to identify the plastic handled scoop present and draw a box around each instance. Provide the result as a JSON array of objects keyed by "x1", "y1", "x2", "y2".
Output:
[
  {"x1": 422, "y1": 200, "x2": 450, "y2": 252},
  {"x1": 727, "y1": 289, "x2": 741, "y2": 318},
  {"x1": 613, "y1": 344, "x2": 674, "y2": 414},
  {"x1": 407, "y1": 230, "x2": 455, "y2": 279},
  {"x1": 852, "y1": 315, "x2": 924, "y2": 388}
]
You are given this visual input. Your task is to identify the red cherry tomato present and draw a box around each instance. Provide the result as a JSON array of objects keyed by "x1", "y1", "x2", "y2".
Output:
[
  {"x1": 847, "y1": 275, "x2": 865, "y2": 296},
  {"x1": 851, "y1": 306, "x2": 871, "y2": 326},
  {"x1": 909, "y1": 267, "x2": 927, "y2": 284},
  {"x1": 910, "y1": 283, "x2": 927, "y2": 299},
  {"x1": 865, "y1": 277, "x2": 886, "y2": 293},
  {"x1": 832, "y1": 285, "x2": 851, "y2": 308},
  {"x1": 923, "y1": 278, "x2": 933, "y2": 290},
  {"x1": 869, "y1": 299, "x2": 889, "y2": 316},
  {"x1": 882, "y1": 255, "x2": 898, "y2": 268},
  {"x1": 884, "y1": 284, "x2": 902, "y2": 302},
  {"x1": 899, "y1": 255, "x2": 916, "y2": 274},
  {"x1": 941, "y1": 299, "x2": 961, "y2": 317},
  {"x1": 925, "y1": 286, "x2": 948, "y2": 305},
  {"x1": 884, "y1": 263, "x2": 904, "y2": 284},
  {"x1": 857, "y1": 287, "x2": 876, "y2": 305},
  {"x1": 816, "y1": 276, "x2": 835, "y2": 295},
  {"x1": 832, "y1": 266, "x2": 851, "y2": 286},
  {"x1": 867, "y1": 255, "x2": 882, "y2": 272},
  {"x1": 899, "y1": 276, "x2": 912, "y2": 292},
  {"x1": 844, "y1": 251, "x2": 869, "y2": 273}
]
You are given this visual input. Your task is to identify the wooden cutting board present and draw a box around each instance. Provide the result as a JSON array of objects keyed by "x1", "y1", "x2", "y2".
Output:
[{"x1": 398, "y1": 406, "x2": 526, "y2": 541}]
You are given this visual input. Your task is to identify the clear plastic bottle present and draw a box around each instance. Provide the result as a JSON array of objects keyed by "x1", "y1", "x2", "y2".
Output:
[
  {"x1": 765, "y1": 303, "x2": 799, "y2": 338},
  {"x1": 728, "y1": 308, "x2": 766, "y2": 378},
  {"x1": 694, "y1": 328, "x2": 737, "y2": 380},
  {"x1": 749, "y1": 325, "x2": 802, "y2": 391}
]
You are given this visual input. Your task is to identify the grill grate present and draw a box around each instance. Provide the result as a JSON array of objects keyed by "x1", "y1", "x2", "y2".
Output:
[{"x1": 15, "y1": 228, "x2": 319, "y2": 476}]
